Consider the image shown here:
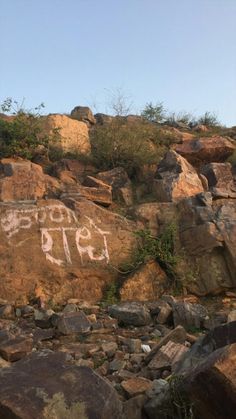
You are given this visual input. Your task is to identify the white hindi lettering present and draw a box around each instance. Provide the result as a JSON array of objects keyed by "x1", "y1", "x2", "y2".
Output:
[{"x1": 1, "y1": 205, "x2": 110, "y2": 266}]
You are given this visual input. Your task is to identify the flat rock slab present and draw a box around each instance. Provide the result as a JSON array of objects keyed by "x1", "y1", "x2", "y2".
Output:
[
  {"x1": 56, "y1": 311, "x2": 91, "y2": 335},
  {"x1": 0, "y1": 351, "x2": 123, "y2": 419},
  {"x1": 145, "y1": 325, "x2": 187, "y2": 364},
  {"x1": 147, "y1": 340, "x2": 188, "y2": 372},
  {"x1": 0, "y1": 336, "x2": 33, "y2": 362},
  {"x1": 108, "y1": 302, "x2": 151, "y2": 326},
  {"x1": 121, "y1": 377, "x2": 152, "y2": 397}
]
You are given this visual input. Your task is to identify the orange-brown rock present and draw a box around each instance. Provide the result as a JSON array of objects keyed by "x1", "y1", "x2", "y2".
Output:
[
  {"x1": 183, "y1": 343, "x2": 236, "y2": 419},
  {"x1": 174, "y1": 135, "x2": 235, "y2": 165},
  {"x1": 120, "y1": 261, "x2": 168, "y2": 301},
  {"x1": 70, "y1": 105, "x2": 96, "y2": 125},
  {"x1": 134, "y1": 202, "x2": 178, "y2": 235},
  {"x1": 0, "y1": 351, "x2": 123, "y2": 418},
  {"x1": 121, "y1": 377, "x2": 152, "y2": 397},
  {"x1": 52, "y1": 158, "x2": 97, "y2": 183},
  {"x1": 201, "y1": 162, "x2": 236, "y2": 196},
  {"x1": 61, "y1": 183, "x2": 112, "y2": 207},
  {"x1": 153, "y1": 150, "x2": 204, "y2": 202},
  {"x1": 96, "y1": 167, "x2": 133, "y2": 204},
  {"x1": 42, "y1": 114, "x2": 91, "y2": 154},
  {"x1": 0, "y1": 198, "x2": 137, "y2": 303},
  {"x1": 0, "y1": 159, "x2": 46, "y2": 202},
  {"x1": 178, "y1": 195, "x2": 236, "y2": 295}
]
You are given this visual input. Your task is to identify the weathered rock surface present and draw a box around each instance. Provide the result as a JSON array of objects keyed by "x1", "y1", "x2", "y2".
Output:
[
  {"x1": 145, "y1": 325, "x2": 187, "y2": 365},
  {"x1": 121, "y1": 377, "x2": 152, "y2": 397},
  {"x1": 109, "y1": 302, "x2": 152, "y2": 326},
  {"x1": 42, "y1": 114, "x2": 90, "y2": 154},
  {"x1": 175, "y1": 321, "x2": 236, "y2": 374},
  {"x1": 96, "y1": 167, "x2": 133, "y2": 204},
  {"x1": 172, "y1": 301, "x2": 208, "y2": 330},
  {"x1": 52, "y1": 158, "x2": 97, "y2": 183},
  {"x1": 174, "y1": 135, "x2": 235, "y2": 165},
  {"x1": 120, "y1": 261, "x2": 168, "y2": 301},
  {"x1": 201, "y1": 162, "x2": 236, "y2": 197},
  {"x1": 147, "y1": 340, "x2": 188, "y2": 372},
  {"x1": 0, "y1": 158, "x2": 46, "y2": 202},
  {"x1": 0, "y1": 197, "x2": 137, "y2": 303},
  {"x1": 0, "y1": 336, "x2": 33, "y2": 362},
  {"x1": 133, "y1": 202, "x2": 178, "y2": 236},
  {"x1": 178, "y1": 194, "x2": 236, "y2": 295},
  {"x1": 70, "y1": 105, "x2": 96, "y2": 125},
  {"x1": 153, "y1": 150, "x2": 204, "y2": 202},
  {"x1": 0, "y1": 351, "x2": 123, "y2": 418},
  {"x1": 56, "y1": 311, "x2": 91, "y2": 335},
  {"x1": 61, "y1": 182, "x2": 112, "y2": 207},
  {"x1": 182, "y1": 344, "x2": 236, "y2": 419}
]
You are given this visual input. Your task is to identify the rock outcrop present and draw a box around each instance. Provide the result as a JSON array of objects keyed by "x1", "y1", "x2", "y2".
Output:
[
  {"x1": 0, "y1": 351, "x2": 123, "y2": 419},
  {"x1": 153, "y1": 150, "x2": 204, "y2": 202},
  {"x1": 0, "y1": 196, "x2": 137, "y2": 303},
  {"x1": 0, "y1": 158, "x2": 46, "y2": 202},
  {"x1": 42, "y1": 114, "x2": 91, "y2": 154},
  {"x1": 120, "y1": 261, "x2": 168, "y2": 301},
  {"x1": 70, "y1": 106, "x2": 96, "y2": 125},
  {"x1": 178, "y1": 193, "x2": 236, "y2": 295},
  {"x1": 174, "y1": 135, "x2": 235, "y2": 165}
]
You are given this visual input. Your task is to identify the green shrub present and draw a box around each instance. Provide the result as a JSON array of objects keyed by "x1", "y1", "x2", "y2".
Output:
[
  {"x1": 197, "y1": 111, "x2": 220, "y2": 127},
  {"x1": 141, "y1": 101, "x2": 166, "y2": 123},
  {"x1": 102, "y1": 281, "x2": 119, "y2": 305},
  {"x1": 119, "y1": 224, "x2": 179, "y2": 280},
  {"x1": 165, "y1": 112, "x2": 196, "y2": 127},
  {"x1": 90, "y1": 118, "x2": 174, "y2": 177},
  {"x1": 0, "y1": 98, "x2": 59, "y2": 160}
]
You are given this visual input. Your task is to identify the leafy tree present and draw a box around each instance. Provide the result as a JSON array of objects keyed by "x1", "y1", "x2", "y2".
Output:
[{"x1": 141, "y1": 102, "x2": 165, "y2": 123}]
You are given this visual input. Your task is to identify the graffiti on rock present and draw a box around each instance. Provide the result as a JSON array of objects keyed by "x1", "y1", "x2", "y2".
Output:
[{"x1": 1, "y1": 204, "x2": 110, "y2": 266}]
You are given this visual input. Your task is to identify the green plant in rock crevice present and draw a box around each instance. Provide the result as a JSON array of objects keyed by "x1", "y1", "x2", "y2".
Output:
[{"x1": 117, "y1": 223, "x2": 180, "y2": 289}]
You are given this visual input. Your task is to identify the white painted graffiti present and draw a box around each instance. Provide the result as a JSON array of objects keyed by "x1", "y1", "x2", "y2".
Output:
[{"x1": 1, "y1": 205, "x2": 110, "y2": 266}]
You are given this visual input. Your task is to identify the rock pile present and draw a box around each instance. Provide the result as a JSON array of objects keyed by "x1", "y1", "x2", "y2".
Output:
[{"x1": 0, "y1": 296, "x2": 235, "y2": 418}]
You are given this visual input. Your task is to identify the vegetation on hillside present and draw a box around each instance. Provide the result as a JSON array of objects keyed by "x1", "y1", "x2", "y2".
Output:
[{"x1": 0, "y1": 98, "x2": 59, "y2": 160}]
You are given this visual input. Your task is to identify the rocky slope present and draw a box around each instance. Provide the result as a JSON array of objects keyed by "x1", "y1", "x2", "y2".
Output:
[{"x1": 0, "y1": 107, "x2": 236, "y2": 418}]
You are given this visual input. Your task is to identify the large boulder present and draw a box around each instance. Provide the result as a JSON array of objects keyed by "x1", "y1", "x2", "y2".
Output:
[
  {"x1": 96, "y1": 167, "x2": 133, "y2": 204},
  {"x1": 200, "y1": 162, "x2": 236, "y2": 197},
  {"x1": 119, "y1": 261, "x2": 168, "y2": 301},
  {"x1": 108, "y1": 302, "x2": 152, "y2": 326},
  {"x1": 174, "y1": 135, "x2": 235, "y2": 165},
  {"x1": 42, "y1": 114, "x2": 90, "y2": 154},
  {"x1": 0, "y1": 158, "x2": 46, "y2": 202},
  {"x1": 0, "y1": 351, "x2": 123, "y2": 418},
  {"x1": 0, "y1": 197, "x2": 137, "y2": 303},
  {"x1": 175, "y1": 321, "x2": 236, "y2": 375},
  {"x1": 61, "y1": 178, "x2": 113, "y2": 207},
  {"x1": 182, "y1": 343, "x2": 236, "y2": 419},
  {"x1": 153, "y1": 151, "x2": 204, "y2": 202},
  {"x1": 178, "y1": 194, "x2": 236, "y2": 295},
  {"x1": 70, "y1": 106, "x2": 96, "y2": 125}
]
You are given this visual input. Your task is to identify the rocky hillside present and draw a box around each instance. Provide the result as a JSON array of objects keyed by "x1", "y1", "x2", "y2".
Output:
[{"x1": 0, "y1": 105, "x2": 235, "y2": 418}]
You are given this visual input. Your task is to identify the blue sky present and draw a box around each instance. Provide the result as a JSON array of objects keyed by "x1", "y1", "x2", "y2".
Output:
[{"x1": 0, "y1": 0, "x2": 236, "y2": 125}]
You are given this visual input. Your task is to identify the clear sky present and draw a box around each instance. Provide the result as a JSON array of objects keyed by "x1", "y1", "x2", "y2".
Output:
[{"x1": 0, "y1": 0, "x2": 236, "y2": 126}]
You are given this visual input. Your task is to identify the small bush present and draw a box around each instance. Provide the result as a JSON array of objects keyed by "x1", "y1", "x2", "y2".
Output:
[
  {"x1": 141, "y1": 102, "x2": 166, "y2": 123},
  {"x1": 90, "y1": 118, "x2": 167, "y2": 177},
  {"x1": 197, "y1": 111, "x2": 220, "y2": 127},
  {"x1": 0, "y1": 98, "x2": 59, "y2": 160},
  {"x1": 165, "y1": 111, "x2": 196, "y2": 127},
  {"x1": 119, "y1": 224, "x2": 179, "y2": 281},
  {"x1": 102, "y1": 281, "x2": 119, "y2": 305}
]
